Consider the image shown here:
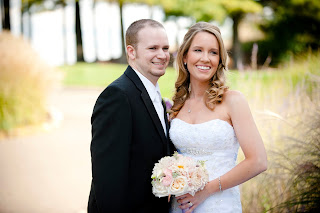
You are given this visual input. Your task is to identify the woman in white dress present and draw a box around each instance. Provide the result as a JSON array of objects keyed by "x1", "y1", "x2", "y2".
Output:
[{"x1": 169, "y1": 22, "x2": 267, "y2": 213}]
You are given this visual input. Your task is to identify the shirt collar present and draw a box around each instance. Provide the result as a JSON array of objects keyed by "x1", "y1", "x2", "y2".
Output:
[{"x1": 132, "y1": 68, "x2": 161, "y2": 103}]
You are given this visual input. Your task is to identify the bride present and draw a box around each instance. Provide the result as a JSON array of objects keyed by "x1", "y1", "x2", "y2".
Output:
[{"x1": 169, "y1": 22, "x2": 267, "y2": 213}]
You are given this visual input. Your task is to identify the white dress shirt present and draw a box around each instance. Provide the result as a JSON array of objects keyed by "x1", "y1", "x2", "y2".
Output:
[{"x1": 133, "y1": 68, "x2": 167, "y2": 136}]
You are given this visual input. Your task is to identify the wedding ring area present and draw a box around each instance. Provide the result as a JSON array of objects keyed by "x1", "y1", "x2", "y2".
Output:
[{"x1": 188, "y1": 202, "x2": 193, "y2": 207}]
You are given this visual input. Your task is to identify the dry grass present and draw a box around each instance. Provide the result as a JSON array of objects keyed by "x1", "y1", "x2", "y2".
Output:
[
  {"x1": 238, "y1": 53, "x2": 320, "y2": 212},
  {"x1": 0, "y1": 31, "x2": 61, "y2": 134}
]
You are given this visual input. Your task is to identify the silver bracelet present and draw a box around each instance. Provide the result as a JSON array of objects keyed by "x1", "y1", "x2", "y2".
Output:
[{"x1": 218, "y1": 176, "x2": 222, "y2": 191}]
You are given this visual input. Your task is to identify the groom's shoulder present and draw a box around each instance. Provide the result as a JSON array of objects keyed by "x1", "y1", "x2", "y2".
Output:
[
  {"x1": 110, "y1": 72, "x2": 137, "y2": 92},
  {"x1": 98, "y1": 73, "x2": 135, "y2": 98},
  {"x1": 110, "y1": 66, "x2": 138, "y2": 89}
]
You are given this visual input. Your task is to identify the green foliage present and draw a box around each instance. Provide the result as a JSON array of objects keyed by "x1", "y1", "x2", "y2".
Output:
[
  {"x1": 159, "y1": 0, "x2": 262, "y2": 23},
  {"x1": 21, "y1": 0, "x2": 67, "y2": 13},
  {"x1": 221, "y1": 0, "x2": 262, "y2": 15},
  {"x1": 257, "y1": 0, "x2": 320, "y2": 65},
  {"x1": 0, "y1": 31, "x2": 60, "y2": 132}
]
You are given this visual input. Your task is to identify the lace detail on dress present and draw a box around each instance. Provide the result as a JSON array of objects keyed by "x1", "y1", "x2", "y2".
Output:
[{"x1": 169, "y1": 119, "x2": 242, "y2": 213}]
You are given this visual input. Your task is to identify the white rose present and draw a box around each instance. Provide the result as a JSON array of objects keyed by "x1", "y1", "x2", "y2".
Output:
[
  {"x1": 168, "y1": 176, "x2": 188, "y2": 196},
  {"x1": 152, "y1": 181, "x2": 168, "y2": 198},
  {"x1": 155, "y1": 168, "x2": 163, "y2": 178}
]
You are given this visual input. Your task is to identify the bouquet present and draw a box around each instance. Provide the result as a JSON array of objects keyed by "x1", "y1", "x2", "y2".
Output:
[{"x1": 151, "y1": 152, "x2": 209, "y2": 198}]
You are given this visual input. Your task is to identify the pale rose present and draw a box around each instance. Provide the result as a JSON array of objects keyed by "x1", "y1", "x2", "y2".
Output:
[
  {"x1": 169, "y1": 176, "x2": 188, "y2": 196},
  {"x1": 162, "y1": 169, "x2": 173, "y2": 186},
  {"x1": 151, "y1": 151, "x2": 209, "y2": 198},
  {"x1": 155, "y1": 169, "x2": 163, "y2": 178},
  {"x1": 152, "y1": 180, "x2": 168, "y2": 197},
  {"x1": 191, "y1": 171, "x2": 203, "y2": 186}
]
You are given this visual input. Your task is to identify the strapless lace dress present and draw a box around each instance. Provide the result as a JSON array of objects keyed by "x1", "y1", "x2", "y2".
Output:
[{"x1": 169, "y1": 118, "x2": 242, "y2": 213}]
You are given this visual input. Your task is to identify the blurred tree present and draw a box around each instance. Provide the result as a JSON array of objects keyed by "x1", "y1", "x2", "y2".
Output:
[
  {"x1": 97, "y1": 0, "x2": 262, "y2": 67},
  {"x1": 21, "y1": 0, "x2": 70, "y2": 63},
  {"x1": 158, "y1": 0, "x2": 262, "y2": 69},
  {"x1": 75, "y1": 0, "x2": 84, "y2": 61},
  {"x1": 221, "y1": 0, "x2": 262, "y2": 69},
  {"x1": 21, "y1": 0, "x2": 44, "y2": 40},
  {"x1": 257, "y1": 0, "x2": 320, "y2": 65},
  {"x1": 61, "y1": 0, "x2": 68, "y2": 64},
  {"x1": 102, "y1": 0, "x2": 127, "y2": 63},
  {"x1": 21, "y1": 0, "x2": 31, "y2": 39},
  {"x1": 93, "y1": 0, "x2": 99, "y2": 62},
  {"x1": 101, "y1": 0, "x2": 157, "y2": 63},
  {"x1": 1, "y1": 0, "x2": 11, "y2": 30}
]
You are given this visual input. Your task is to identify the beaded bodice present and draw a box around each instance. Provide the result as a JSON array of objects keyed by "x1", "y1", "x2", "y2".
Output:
[{"x1": 169, "y1": 118, "x2": 242, "y2": 213}]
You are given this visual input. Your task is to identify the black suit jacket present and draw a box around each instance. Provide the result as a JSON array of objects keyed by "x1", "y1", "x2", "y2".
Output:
[{"x1": 88, "y1": 66, "x2": 174, "y2": 213}]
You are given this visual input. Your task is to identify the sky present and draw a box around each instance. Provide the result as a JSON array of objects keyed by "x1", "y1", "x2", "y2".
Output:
[{"x1": 1, "y1": 0, "x2": 233, "y2": 66}]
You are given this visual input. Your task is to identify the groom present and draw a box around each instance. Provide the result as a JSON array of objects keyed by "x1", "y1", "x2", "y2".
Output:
[{"x1": 88, "y1": 19, "x2": 174, "y2": 213}]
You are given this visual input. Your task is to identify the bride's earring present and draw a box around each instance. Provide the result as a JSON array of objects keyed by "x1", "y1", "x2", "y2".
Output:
[{"x1": 184, "y1": 62, "x2": 189, "y2": 73}]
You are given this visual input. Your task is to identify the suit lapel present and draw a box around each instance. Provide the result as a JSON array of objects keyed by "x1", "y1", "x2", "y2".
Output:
[{"x1": 125, "y1": 66, "x2": 168, "y2": 146}]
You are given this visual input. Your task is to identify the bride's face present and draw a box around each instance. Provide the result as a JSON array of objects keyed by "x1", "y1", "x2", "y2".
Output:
[{"x1": 184, "y1": 31, "x2": 220, "y2": 84}]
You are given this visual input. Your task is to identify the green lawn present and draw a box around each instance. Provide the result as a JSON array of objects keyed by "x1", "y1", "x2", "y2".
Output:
[
  {"x1": 58, "y1": 53, "x2": 319, "y2": 101},
  {"x1": 59, "y1": 62, "x2": 178, "y2": 99}
]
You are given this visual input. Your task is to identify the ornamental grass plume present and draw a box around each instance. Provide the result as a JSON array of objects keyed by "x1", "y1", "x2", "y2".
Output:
[
  {"x1": 0, "y1": 31, "x2": 61, "y2": 133},
  {"x1": 268, "y1": 81, "x2": 320, "y2": 212},
  {"x1": 241, "y1": 75, "x2": 320, "y2": 213},
  {"x1": 237, "y1": 52, "x2": 320, "y2": 212}
]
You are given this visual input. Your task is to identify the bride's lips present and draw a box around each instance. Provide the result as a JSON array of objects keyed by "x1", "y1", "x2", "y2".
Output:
[{"x1": 196, "y1": 65, "x2": 211, "y2": 72}]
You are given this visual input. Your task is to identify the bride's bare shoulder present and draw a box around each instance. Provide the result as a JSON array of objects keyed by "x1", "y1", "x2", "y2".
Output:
[{"x1": 223, "y1": 90, "x2": 248, "y2": 106}]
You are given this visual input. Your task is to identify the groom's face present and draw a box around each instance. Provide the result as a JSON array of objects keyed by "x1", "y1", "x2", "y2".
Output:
[{"x1": 133, "y1": 26, "x2": 170, "y2": 85}]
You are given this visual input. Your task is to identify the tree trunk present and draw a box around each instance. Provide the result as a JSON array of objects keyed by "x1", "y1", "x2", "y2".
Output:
[
  {"x1": 62, "y1": 3, "x2": 68, "y2": 64},
  {"x1": 28, "y1": 5, "x2": 32, "y2": 41},
  {"x1": 231, "y1": 13, "x2": 243, "y2": 70},
  {"x1": 93, "y1": 0, "x2": 99, "y2": 62},
  {"x1": 118, "y1": 0, "x2": 127, "y2": 63},
  {"x1": 75, "y1": 0, "x2": 84, "y2": 62},
  {"x1": 2, "y1": 0, "x2": 10, "y2": 30},
  {"x1": 20, "y1": 2, "x2": 27, "y2": 37},
  {"x1": 109, "y1": 1, "x2": 127, "y2": 64},
  {"x1": 20, "y1": 6, "x2": 24, "y2": 36}
]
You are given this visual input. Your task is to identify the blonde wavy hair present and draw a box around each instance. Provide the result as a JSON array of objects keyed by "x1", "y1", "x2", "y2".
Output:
[{"x1": 170, "y1": 22, "x2": 229, "y2": 119}]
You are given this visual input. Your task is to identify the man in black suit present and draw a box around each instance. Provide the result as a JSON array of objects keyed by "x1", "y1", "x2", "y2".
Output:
[{"x1": 88, "y1": 19, "x2": 174, "y2": 213}]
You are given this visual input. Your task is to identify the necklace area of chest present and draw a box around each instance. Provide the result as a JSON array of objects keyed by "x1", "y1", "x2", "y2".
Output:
[{"x1": 187, "y1": 99, "x2": 206, "y2": 114}]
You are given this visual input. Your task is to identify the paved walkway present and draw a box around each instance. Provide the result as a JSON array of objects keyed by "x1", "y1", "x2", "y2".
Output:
[{"x1": 0, "y1": 87, "x2": 103, "y2": 213}]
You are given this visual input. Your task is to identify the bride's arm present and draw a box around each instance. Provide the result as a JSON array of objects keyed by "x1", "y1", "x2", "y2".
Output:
[
  {"x1": 211, "y1": 90, "x2": 268, "y2": 191},
  {"x1": 177, "y1": 90, "x2": 267, "y2": 213}
]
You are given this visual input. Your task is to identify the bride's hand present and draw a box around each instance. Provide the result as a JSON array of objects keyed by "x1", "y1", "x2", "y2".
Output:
[{"x1": 176, "y1": 189, "x2": 210, "y2": 213}]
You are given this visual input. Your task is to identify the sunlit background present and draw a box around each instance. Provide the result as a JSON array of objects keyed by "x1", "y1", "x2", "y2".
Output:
[
  {"x1": 0, "y1": 0, "x2": 319, "y2": 212},
  {"x1": 1, "y1": 0, "x2": 233, "y2": 66}
]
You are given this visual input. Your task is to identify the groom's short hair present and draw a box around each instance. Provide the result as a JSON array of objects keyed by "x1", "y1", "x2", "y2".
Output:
[{"x1": 125, "y1": 19, "x2": 165, "y2": 50}]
